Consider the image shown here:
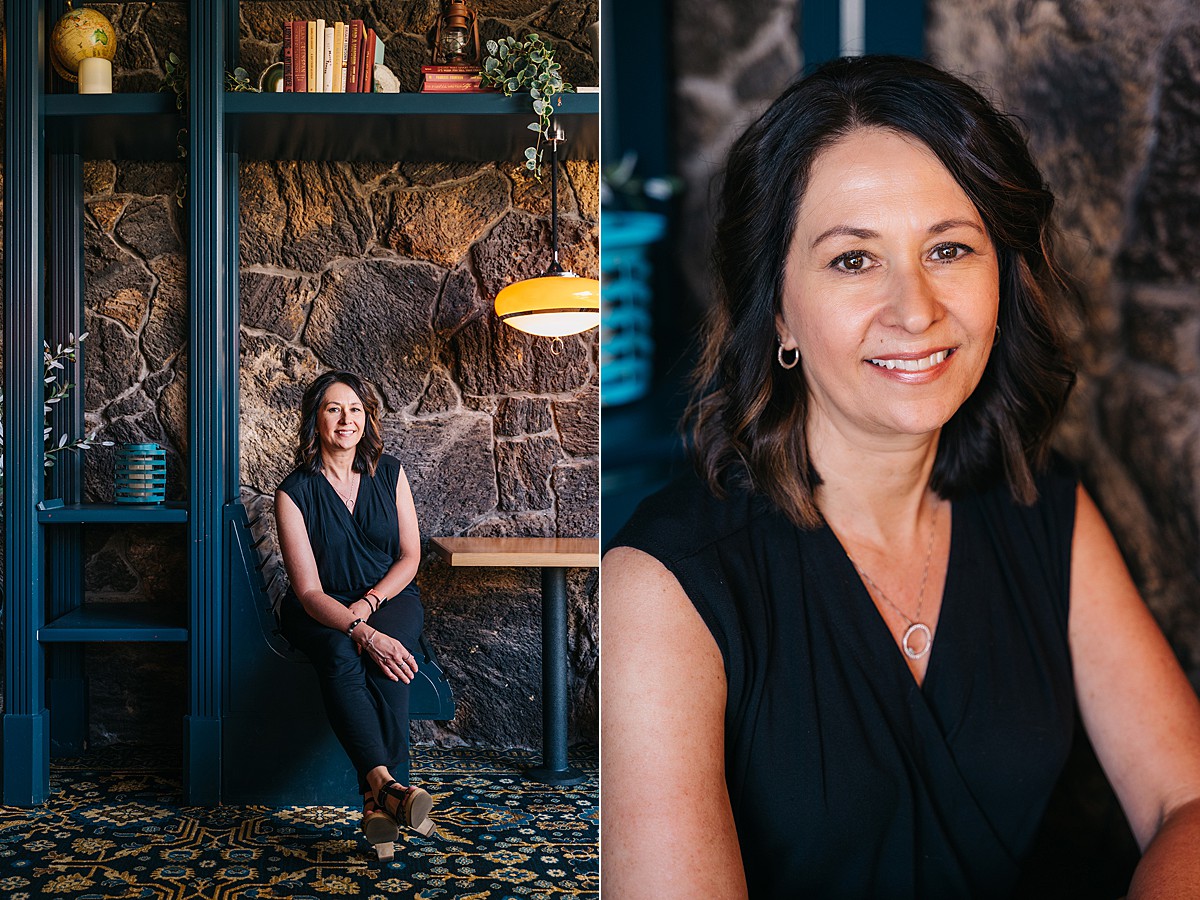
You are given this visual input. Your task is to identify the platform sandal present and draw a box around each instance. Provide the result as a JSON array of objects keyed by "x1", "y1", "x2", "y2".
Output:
[
  {"x1": 376, "y1": 779, "x2": 435, "y2": 837},
  {"x1": 361, "y1": 792, "x2": 400, "y2": 861}
]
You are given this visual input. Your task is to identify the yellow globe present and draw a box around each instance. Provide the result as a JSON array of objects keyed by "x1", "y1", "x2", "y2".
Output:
[{"x1": 50, "y1": 6, "x2": 117, "y2": 83}]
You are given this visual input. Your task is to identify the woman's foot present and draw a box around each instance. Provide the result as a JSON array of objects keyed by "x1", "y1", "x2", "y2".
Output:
[
  {"x1": 375, "y1": 780, "x2": 435, "y2": 837},
  {"x1": 361, "y1": 791, "x2": 399, "y2": 860}
]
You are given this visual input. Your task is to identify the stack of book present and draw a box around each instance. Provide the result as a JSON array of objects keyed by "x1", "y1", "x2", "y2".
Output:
[
  {"x1": 283, "y1": 19, "x2": 384, "y2": 93},
  {"x1": 421, "y1": 64, "x2": 490, "y2": 93}
]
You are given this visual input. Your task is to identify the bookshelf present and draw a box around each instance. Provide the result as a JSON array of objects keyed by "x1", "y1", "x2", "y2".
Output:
[{"x1": 3, "y1": 0, "x2": 598, "y2": 807}]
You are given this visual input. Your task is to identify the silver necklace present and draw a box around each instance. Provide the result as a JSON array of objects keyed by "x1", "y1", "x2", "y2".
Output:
[
  {"x1": 846, "y1": 500, "x2": 940, "y2": 661},
  {"x1": 325, "y1": 471, "x2": 359, "y2": 511}
]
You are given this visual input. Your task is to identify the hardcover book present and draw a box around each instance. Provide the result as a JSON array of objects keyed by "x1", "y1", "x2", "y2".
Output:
[
  {"x1": 322, "y1": 25, "x2": 335, "y2": 92},
  {"x1": 292, "y1": 20, "x2": 308, "y2": 92},
  {"x1": 283, "y1": 21, "x2": 294, "y2": 91},
  {"x1": 306, "y1": 20, "x2": 316, "y2": 92},
  {"x1": 332, "y1": 21, "x2": 345, "y2": 92}
]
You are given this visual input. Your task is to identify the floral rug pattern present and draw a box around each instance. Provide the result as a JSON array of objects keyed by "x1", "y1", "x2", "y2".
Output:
[{"x1": 0, "y1": 744, "x2": 598, "y2": 899}]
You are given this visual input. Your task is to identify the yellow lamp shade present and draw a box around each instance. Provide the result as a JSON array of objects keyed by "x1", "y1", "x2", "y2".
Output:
[{"x1": 495, "y1": 272, "x2": 600, "y2": 337}]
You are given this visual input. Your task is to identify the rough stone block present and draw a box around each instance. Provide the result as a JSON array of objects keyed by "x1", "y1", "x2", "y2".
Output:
[
  {"x1": 384, "y1": 414, "x2": 498, "y2": 539},
  {"x1": 142, "y1": 253, "x2": 187, "y2": 370},
  {"x1": 241, "y1": 270, "x2": 306, "y2": 341},
  {"x1": 552, "y1": 461, "x2": 598, "y2": 537},
  {"x1": 414, "y1": 367, "x2": 462, "y2": 416},
  {"x1": 306, "y1": 258, "x2": 442, "y2": 409},
  {"x1": 239, "y1": 162, "x2": 372, "y2": 271},
  {"x1": 496, "y1": 436, "x2": 561, "y2": 511},
  {"x1": 553, "y1": 386, "x2": 598, "y2": 457},
  {"x1": 83, "y1": 313, "x2": 140, "y2": 412},
  {"x1": 115, "y1": 198, "x2": 182, "y2": 260},
  {"x1": 239, "y1": 333, "x2": 324, "y2": 493},
  {"x1": 373, "y1": 169, "x2": 509, "y2": 268},
  {"x1": 496, "y1": 397, "x2": 553, "y2": 436}
]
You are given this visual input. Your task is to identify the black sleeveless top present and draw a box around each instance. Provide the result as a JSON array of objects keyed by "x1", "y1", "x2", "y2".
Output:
[
  {"x1": 612, "y1": 466, "x2": 1078, "y2": 899},
  {"x1": 278, "y1": 454, "x2": 410, "y2": 604}
]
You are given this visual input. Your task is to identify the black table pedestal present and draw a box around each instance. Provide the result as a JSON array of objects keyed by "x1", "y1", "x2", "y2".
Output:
[{"x1": 526, "y1": 566, "x2": 585, "y2": 786}]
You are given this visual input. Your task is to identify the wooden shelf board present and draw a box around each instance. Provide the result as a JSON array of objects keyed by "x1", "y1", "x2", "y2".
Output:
[
  {"x1": 38, "y1": 502, "x2": 189, "y2": 524},
  {"x1": 45, "y1": 93, "x2": 184, "y2": 160},
  {"x1": 39, "y1": 602, "x2": 188, "y2": 643},
  {"x1": 227, "y1": 91, "x2": 599, "y2": 161},
  {"x1": 430, "y1": 536, "x2": 599, "y2": 568}
]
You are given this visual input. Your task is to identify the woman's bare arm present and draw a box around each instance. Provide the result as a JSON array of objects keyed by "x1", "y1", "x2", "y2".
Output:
[
  {"x1": 601, "y1": 546, "x2": 749, "y2": 899},
  {"x1": 1069, "y1": 485, "x2": 1200, "y2": 897}
]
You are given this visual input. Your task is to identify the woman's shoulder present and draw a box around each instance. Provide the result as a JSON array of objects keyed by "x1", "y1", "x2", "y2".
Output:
[
  {"x1": 373, "y1": 453, "x2": 403, "y2": 484},
  {"x1": 609, "y1": 469, "x2": 780, "y2": 565},
  {"x1": 277, "y1": 464, "x2": 315, "y2": 497}
]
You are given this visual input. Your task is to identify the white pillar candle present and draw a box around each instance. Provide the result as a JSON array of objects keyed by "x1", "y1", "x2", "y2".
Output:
[{"x1": 78, "y1": 57, "x2": 113, "y2": 94}]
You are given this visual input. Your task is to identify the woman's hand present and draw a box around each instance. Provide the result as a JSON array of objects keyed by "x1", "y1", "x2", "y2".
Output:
[{"x1": 357, "y1": 627, "x2": 420, "y2": 684}]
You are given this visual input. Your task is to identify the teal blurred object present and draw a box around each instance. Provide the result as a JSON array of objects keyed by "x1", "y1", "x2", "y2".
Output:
[
  {"x1": 601, "y1": 211, "x2": 666, "y2": 406},
  {"x1": 113, "y1": 442, "x2": 167, "y2": 504}
]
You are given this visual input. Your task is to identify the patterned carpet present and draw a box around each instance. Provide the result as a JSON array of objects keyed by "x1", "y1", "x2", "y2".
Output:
[{"x1": 0, "y1": 743, "x2": 598, "y2": 899}]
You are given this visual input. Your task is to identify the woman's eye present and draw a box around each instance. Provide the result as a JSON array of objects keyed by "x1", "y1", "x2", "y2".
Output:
[
  {"x1": 831, "y1": 252, "x2": 868, "y2": 272},
  {"x1": 931, "y1": 243, "x2": 971, "y2": 262}
]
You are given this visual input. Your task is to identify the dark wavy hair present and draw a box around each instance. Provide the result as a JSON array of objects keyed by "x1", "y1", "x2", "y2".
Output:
[
  {"x1": 295, "y1": 371, "x2": 385, "y2": 477},
  {"x1": 686, "y1": 55, "x2": 1078, "y2": 528}
]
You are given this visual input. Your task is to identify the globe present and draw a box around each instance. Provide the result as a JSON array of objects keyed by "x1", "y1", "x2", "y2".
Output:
[{"x1": 50, "y1": 5, "x2": 117, "y2": 83}]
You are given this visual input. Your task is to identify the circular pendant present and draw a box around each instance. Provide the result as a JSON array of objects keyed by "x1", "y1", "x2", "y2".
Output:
[{"x1": 902, "y1": 622, "x2": 933, "y2": 660}]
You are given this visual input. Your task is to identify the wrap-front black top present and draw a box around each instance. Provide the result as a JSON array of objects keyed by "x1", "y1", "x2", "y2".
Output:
[{"x1": 612, "y1": 465, "x2": 1078, "y2": 898}]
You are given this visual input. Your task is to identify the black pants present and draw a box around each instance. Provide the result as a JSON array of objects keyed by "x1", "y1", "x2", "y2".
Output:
[{"x1": 280, "y1": 586, "x2": 424, "y2": 794}]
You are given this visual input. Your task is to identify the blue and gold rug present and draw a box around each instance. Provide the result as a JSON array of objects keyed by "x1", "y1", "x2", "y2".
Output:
[{"x1": 0, "y1": 744, "x2": 598, "y2": 899}]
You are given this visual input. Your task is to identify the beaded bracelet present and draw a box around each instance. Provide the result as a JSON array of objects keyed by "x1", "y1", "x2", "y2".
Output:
[{"x1": 346, "y1": 617, "x2": 364, "y2": 639}]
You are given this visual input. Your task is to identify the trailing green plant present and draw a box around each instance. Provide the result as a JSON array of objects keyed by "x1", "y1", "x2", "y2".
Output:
[
  {"x1": 480, "y1": 34, "x2": 574, "y2": 180},
  {"x1": 0, "y1": 332, "x2": 114, "y2": 503},
  {"x1": 225, "y1": 66, "x2": 257, "y2": 92},
  {"x1": 162, "y1": 52, "x2": 189, "y2": 206}
]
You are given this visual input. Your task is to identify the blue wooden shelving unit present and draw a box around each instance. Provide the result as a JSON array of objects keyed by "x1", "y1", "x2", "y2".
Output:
[{"x1": 2, "y1": 0, "x2": 598, "y2": 806}]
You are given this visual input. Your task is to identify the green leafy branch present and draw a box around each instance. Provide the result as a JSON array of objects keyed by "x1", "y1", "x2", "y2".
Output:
[
  {"x1": 0, "y1": 332, "x2": 114, "y2": 502},
  {"x1": 480, "y1": 34, "x2": 574, "y2": 180}
]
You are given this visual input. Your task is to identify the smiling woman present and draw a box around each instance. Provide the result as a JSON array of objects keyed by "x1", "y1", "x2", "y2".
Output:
[
  {"x1": 274, "y1": 370, "x2": 436, "y2": 861},
  {"x1": 601, "y1": 56, "x2": 1200, "y2": 899}
]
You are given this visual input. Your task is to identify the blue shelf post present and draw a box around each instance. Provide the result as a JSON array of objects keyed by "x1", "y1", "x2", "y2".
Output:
[
  {"x1": 46, "y1": 151, "x2": 90, "y2": 757},
  {"x1": 185, "y1": 0, "x2": 228, "y2": 804},
  {"x1": 3, "y1": 0, "x2": 50, "y2": 805}
]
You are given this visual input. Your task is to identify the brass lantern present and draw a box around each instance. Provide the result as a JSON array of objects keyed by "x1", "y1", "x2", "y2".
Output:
[{"x1": 432, "y1": 1, "x2": 480, "y2": 65}]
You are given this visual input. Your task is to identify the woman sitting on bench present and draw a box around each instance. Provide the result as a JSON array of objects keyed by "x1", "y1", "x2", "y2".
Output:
[{"x1": 274, "y1": 369, "x2": 435, "y2": 859}]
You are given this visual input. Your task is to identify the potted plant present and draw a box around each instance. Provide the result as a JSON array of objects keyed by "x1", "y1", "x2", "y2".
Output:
[
  {"x1": 0, "y1": 332, "x2": 112, "y2": 504},
  {"x1": 480, "y1": 34, "x2": 574, "y2": 180}
]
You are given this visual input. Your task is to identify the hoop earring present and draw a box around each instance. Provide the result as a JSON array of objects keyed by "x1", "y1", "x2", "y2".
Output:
[{"x1": 777, "y1": 342, "x2": 800, "y2": 370}]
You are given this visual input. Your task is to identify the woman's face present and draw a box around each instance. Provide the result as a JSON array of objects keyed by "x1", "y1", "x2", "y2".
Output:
[
  {"x1": 777, "y1": 127, "x2": 1000, "y2": 449},
  {"x1": 316, "y1": 381, "x2": 367, "y2": 454}
]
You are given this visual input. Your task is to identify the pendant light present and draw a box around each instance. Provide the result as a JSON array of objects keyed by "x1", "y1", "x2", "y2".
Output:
[{"x1": 494, "y1": 122, "x2": 600, "y2": 337}]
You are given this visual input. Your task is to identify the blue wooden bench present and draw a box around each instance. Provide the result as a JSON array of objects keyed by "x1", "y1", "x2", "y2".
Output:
[{"x1": 222, "y1": 500, "x2": 454, "y2": 805}]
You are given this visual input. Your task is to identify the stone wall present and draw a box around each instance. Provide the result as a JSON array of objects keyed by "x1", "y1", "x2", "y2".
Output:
[
  {"x1": 12, "y1": 1, "x2": 599, "y2": 752},
  {"x1": 668, "y1": 0, "x2": 1200, "y2": 690}
]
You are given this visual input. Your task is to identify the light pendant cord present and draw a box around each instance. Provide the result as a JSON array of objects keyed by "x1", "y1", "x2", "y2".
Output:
[{"x1": 549, "y1": 121, "x2": 564, "y2": 270}]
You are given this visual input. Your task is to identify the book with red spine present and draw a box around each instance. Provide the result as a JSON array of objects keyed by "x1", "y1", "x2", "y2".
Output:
[
  {"x1": 421, "y1": 64, "x2": 481, "y2": 74},
  {"x1": 292, "y1": 20, "x2": 307, "y2": 92},
  {"x1": 283, "y1": 21, "x2": 294, "y2": 91},
  {"x1": 421, "y1": 80, "x2": 492, "y2": 93},
  {"x1": 362, "y1": 27, "x2": 376, "y2": 92},
  {"x1": 423, "y1": 72, "x2": 482, "y2": 82},
  {"x1": 347, "y1": 19, "x2": 363, "y2": 92}
]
